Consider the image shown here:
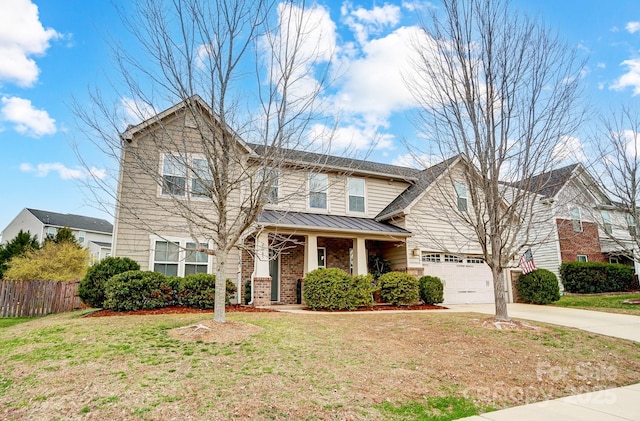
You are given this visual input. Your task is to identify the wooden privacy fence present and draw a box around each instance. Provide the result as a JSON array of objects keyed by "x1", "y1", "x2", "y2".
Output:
[{"x1": 0, "y1": 280, "x2": 83, "y2": 317}]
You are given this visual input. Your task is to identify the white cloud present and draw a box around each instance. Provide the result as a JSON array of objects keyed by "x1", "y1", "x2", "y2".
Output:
[
  {"x1": 626, "y1": 21, "x2": 640, "y2": 34},
  {"x1": 309, "y1": 123, "x2": 394, "y2": 152},
  {"x1": 597, "y1": 62, "x2": 606, "y2": 69},
  {"x1": 611, "y1": 58, "x2": 640, "y2": 95},
  {"x1": 391, "y1": 152, "x2": 441, "y2": 169},
  {"x1": 552, "y1": 135, "x2": 586, "y2": 163},
  {"x1": 20, "y1": 162, "x2": 106, "y2": 180},
  {"x1": 0, "y1": 0, "x2": 60, "y2": 87},
  {"x1": 120, "y1": 97, "x2": 155, "y2": 126},
  {"x1": 341, "y1": 2, "x2": 401, "y2": 45},
  {"x1": 331, "y1": 26, "x2": 424, "y2": 122},
  {"x1": 1, "y1": 96, "x2": 56, "y2": 137}
]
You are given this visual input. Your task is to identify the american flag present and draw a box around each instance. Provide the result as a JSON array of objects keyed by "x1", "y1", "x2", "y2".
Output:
[{"x1": 519, "y1": 248, "x2": 537, "y2": 274}]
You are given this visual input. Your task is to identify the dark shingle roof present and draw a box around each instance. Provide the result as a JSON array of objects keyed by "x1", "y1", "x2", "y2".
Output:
[
  {"x1": 514, "y1": 164, "x2": 579, "y2": 198},
  {"x1": 257, "y1": 210, "x2": 411, "y2": 235},
  {"x1": 247, "y1": 143, "x2": 420, "y2": 180},
  {"x1": 376, "y1": 155, "x2": 461, "y2": 221},
  {"x1": 27, "y1": 209, "x2": 113, "y2": 234}
]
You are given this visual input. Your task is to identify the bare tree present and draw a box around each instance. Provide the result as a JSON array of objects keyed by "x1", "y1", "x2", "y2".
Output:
[
  {"x1": 73, "y1": 0, "x2": 334, "y2": 322},
  {"x1": 406, "y1": 0, "x2": 585, "y2": 319},
  {"x1": 587, "y1": 106, "x2": 640, "y2": 265}
]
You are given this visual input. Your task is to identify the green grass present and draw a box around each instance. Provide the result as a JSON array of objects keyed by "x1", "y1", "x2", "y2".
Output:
[
  {"x1": 554, "y1": 293, "x2": 640, "y2": 314},
  {"x1": 376, "y1": 396, "x2": 488, "y2": 421},
  {"x1": 0, "y1": 318, "x2": 33, "y2": 328}
]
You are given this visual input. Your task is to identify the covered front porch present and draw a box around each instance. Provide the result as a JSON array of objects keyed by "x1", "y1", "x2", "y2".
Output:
[{"x1": 244, "y1": 211, "x2": 412, "y2": 306}]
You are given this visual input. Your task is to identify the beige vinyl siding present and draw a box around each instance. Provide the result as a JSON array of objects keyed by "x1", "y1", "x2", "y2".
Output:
[
  {"x1": 524, "y1": 198, "x2": 563, "y2": 280},
  {"x1": 404, "y1": 164, "x2": 482, "y2": 257},
  {"x1": 381, "y1": 240, "x2": 408, "y2": 271}
]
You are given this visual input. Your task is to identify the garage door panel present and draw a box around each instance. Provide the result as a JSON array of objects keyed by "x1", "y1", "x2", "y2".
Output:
[{"x1": 423, "y1": 255, "x2": 494, "y2": 304}]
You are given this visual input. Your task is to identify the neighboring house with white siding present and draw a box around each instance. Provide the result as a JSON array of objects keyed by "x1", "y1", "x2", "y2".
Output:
[
  {"x1": 1, "y1": 208, "x2": 113, "y2": 263},
  {"x1": 113, "y1": 97, "x2": 511, "y2": 306},
  {"x1": 515, "y1": 164, "x2": 637, "y2": 283}
]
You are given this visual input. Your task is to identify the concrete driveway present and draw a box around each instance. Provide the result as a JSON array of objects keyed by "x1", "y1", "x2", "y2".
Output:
[{"x1": 446, "y1": 303, "x2": 640, "y2": 342}]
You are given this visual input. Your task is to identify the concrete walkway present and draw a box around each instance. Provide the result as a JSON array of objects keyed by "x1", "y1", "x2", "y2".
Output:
[{"x1": 272, "y1": 303, "x2": 640, "y2": 420}]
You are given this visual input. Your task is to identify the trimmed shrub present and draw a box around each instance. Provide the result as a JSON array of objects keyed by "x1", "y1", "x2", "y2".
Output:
[
  {"x1": 560, "y1": 262, "x2": 638, "y2": 294},
  {"x1": 303, "y1": 268, "x2": 374, "y2": 310},
  {"x1": 244, "y1": 279, "x2": 252, "y2": 305},
  {"x1": 3, "y1": 241, "x2": 89, "y2": 282},
  {"x1": 517, "y1": 269, "x2": 560, "y2": 304},
  {"x1": 176, "y1": 274, "x2": 237, "y2": 309},
  {"x1": 419, "y1": 275, "x2": 444, "y2": 304},
  {"x1": 78, "y1": 257, "x2": 140, "y2": 308},
  {"x1": 378, "y1": 271, "x2": 419, "y2": 306},
  {"x1": 104, "y1": 270, "x2": 174, "y2": 311}
]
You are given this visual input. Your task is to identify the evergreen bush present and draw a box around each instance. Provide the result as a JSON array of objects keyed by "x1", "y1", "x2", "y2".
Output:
[
  {"x1": 104, "y1": 270, "x2": 174, "y2": 311},
  {"x1": 78, "y1": 256, "x2": 140, "y2": 308},
  {"x1": 378, "y1": 271, "x2": 419, "y2": 306},
  {"x1": 560, "y1": 262, "x2": 637, "y2": 293},
  {"x1": 419, "y1": 275, "x2": 444, "y2": 304},
  {"x1": 517, "y1": 269, "x2": 560, "y2": 304},
  {"x1": 176, "y1": 273, "x2": 237, "y2": 309},
  {"x1": 303, "y1": 268, "x2": 374, "y2": 310}
]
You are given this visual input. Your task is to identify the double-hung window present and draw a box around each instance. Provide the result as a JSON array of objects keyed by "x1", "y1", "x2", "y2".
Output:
[
  {"x1": 309, "y1": 173, "x2": 328, "y2": 209},
  {"x1": 162, "y1": 155, "x2": 187, "y2": 196},
  {"x1": 152, "y1": 239, "x2": 210, "y2": 276},
  {"x1": 601, "y1": 210, "x2": 612, "y2": 235},
  {"x1": 259, "y1": 168, "x2": 279, "y2": 204},
  {"x1": 153, "y1": 240, "x2": 180, "y2": 276},
  {"x1": 348, "y1": 178, "x2": 365, "y2": 213},
  {"x1": 627, "y1": 214, "x2": 637, "y2": 237},
  {"x1": 570, "y1": 206, "x2": 582, "y2": 232},
  {"x1": 185, "y1": 242, "x2": 209, "y2": 274},
  {"x1": 455, "y1": 182, "x2": 468, "y2": 212},
  {"x1": 191, "y1": 158, "x2": 212, "y2": 198}
]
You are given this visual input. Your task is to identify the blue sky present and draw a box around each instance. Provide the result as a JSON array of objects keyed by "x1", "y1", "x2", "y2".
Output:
[{"x1": 1, "y1": 0, "x2": 639, "y2": 236}]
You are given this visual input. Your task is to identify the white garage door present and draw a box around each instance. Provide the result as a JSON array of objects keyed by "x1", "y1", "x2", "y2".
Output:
[{"x1": 422, "y1": 253, "x2": 495, "y2": 304}]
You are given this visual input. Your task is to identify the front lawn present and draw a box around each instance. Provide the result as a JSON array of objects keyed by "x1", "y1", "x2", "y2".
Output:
[
  {"x1": 0, "y1": 318, "x2": 33, "y2": 329},
  {"x1": 1, "y1": 311, "x2": 640, "y2": 420},
  {"x1": 554, "y1": 293, "x2": 640, "y2": 315}
]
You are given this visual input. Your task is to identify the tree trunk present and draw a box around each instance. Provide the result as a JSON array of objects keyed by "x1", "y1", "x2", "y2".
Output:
[
  {"x1": 492, "y1": 265, "x2": 509, "y2": 321},
  {"x1": 213, "y1": 251, "x2": 227, "y2": 323}
]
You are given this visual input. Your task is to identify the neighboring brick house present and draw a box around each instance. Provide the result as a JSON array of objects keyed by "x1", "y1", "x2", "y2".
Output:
[
  {"x1": 113, "y1": 97, "x2": 511, "y2": 305},
  {"x1": 516, "y1": 164, "x2": 637, "y2": 283},
  {"x1": 1, "y1": 208, "x2": 113, "y2": 263}
]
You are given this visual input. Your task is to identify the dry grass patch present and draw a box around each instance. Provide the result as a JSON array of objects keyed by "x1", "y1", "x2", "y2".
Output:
[
  {"x1": 1, "y1": 311, "x2": 640, "y2": 420},
  {"x1": 167, "y1": 320, "x2": 263, "y2": 343}
]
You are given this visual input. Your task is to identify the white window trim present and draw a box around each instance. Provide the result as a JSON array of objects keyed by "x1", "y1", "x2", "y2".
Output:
[
  {"x1": 601, "y1": 210, "x2": 612, "y2": 235},
  {"x1": 444, "y1": 254, "x2": 464, "y2": 263},
  {"x1": 347, "y1": 177, "x2": 366, "y2": 214},
  {"x1": 455, "y1": 182, "x2": 468, "y2": 212},
  {"x1": 158, "y1": 153, "x2": 212, "y2": 200},
  {"x1": 308, "y1": 173, "x2": 329, "y2": 211},
  {"x1": 422, "y1": 253, "x2": 441, "y2": 263},
  {"x1": 577, "y1": 254, "x2": 588, "y2": 262},
  {"x1": 570, "y1": 206, "x2": 583, "y2": 232},
  {"x1": 317, "y1": 247, "x2": 326, "y2": 268},
  {"x1": 149, "y1": 236, "x2": 212, "y2": 277},
  {"x1": 259, "y1": 167, "x2": 280, "y2": 205}
]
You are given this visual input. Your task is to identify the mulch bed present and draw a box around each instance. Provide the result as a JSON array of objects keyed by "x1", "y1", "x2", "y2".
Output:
[{"x1": 83, "y1": 303, "x2": 447, "y2": 317}]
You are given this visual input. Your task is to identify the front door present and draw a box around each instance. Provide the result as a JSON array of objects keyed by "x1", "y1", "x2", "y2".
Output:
[{"x1": 269, "y1": 249, "x2": 280, "y2": 301}]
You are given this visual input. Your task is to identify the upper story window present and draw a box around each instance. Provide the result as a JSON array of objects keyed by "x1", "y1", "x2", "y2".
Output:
[
  {"x1": 348, "y1": 178, "x2": 365, "y2": 213},
  {"x1": 162, "y1": 155, "x2": 187, "y2": 196},
  {"x1": 46, "y1": 226, "x2": 57, "y2": 240},
  {"x1": 161, "y1": 154, "x2": 213, "y2": 199},
  {"x1": 627, "y1": 214, "x2": 637, "y2": 237},
  {"x1": 77, "y1": 231, "x2": 86, "y2": 244},
  {"x1": 191, "y1": 158, "x2": 212, "y2": 198},
  {"x1": 601, "y1": 210, "x2": 612, "y2": 235},
  {"x1": 309, "y1": 173, "x2": 328, "y2": 209},
  {"x1": 454, "y1": 182, "x2": 467, "y2": 212},
  {"x1": 259, "y1": 167, "x2": 279, "y2": 204},
  {"x1": 570, "y1": 206, "x2": 582, "y2": 232}
]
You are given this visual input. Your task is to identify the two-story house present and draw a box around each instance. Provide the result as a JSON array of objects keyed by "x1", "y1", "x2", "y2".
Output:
[
  {"x1": 113, "y1": 97, "x2": 510, "y2": 306},
  {"x1": 1, "y1": 208, "x2": 114, "y2": 263},
  {"x1": 517, "y1": 164, "x2": 638, "y2": 283}
]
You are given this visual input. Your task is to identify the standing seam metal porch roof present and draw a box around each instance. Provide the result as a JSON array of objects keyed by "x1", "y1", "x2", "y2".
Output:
[{"x1": 257, "y1": 210, "x2": 411, "y2": 235}]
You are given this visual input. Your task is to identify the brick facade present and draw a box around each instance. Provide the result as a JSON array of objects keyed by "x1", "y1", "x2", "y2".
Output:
[
  {"x1": 556, "y1": 219, "x2": 607, "y2": 263},
  {"x1": 278, "y1": 236, "x2": 305, "y2": 304},
  {"x1": 318, "y1": 237, "x2": 352, "y2": 273},
  {"x1": 252, "y1": 277, "x2": 272, "y2": 306}
]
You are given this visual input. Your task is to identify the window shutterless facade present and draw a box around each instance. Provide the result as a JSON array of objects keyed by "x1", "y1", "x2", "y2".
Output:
[
  {"x1": 454, "y1": 182, "x2": 467, "y2": 212},
  {"x1": 259, "y1": 167, "x2": 279, "y2": 204},
  {"x1": 190, "y1": 158, "x2": 212, "y2": 198},
  {"x1": 161, "y1": 154, "x2": 212, "y2": 199},
  {"x1": 627, "y1": 214, "x2": 637, "y2": 237},
  {"x1": 151, "y1": 238, "x2": 211, "y2": 276},
  {"x1": 570, "y1": 206, "x2": 582, "y2": 232},
  {"x1": 601, "y1": 210, "x2": 612, "y2": 235},
  {"x1": 348, "y1": 177, "x2": 365, "y2": 213},
  {"x1": 309, "y1": 173, "x2": 328, "y2": 209},
  {"x1": 161, "y1": 155, "x2": 187, "y2": 196}
]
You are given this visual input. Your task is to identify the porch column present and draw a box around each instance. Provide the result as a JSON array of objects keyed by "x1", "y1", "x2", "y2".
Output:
[
  {"x1": 254, "y1": 231, "x2": 270, "y2": 278},
  {"x1": 253, "y1": 231, "x2": 272, "y2": 306},
  {"x1": 304, "y1": 234, "x2": 318, "y2": 274},
  {"x1": 352, "y1": 237, "x2": 368, "y2": 276}
]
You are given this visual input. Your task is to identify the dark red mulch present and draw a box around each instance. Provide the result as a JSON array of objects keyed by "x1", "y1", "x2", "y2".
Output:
[
  {"x1": 83, "y1": 305, "x2": 278, "y2": 317},
  {"x1": 305, "y1": 303, "x2": 448, "y2": 312}
]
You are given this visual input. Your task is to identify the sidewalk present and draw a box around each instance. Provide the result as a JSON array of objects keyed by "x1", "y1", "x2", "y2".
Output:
[{"x1": 272, "y1": 303, "x2": 640, "y2": 420}]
